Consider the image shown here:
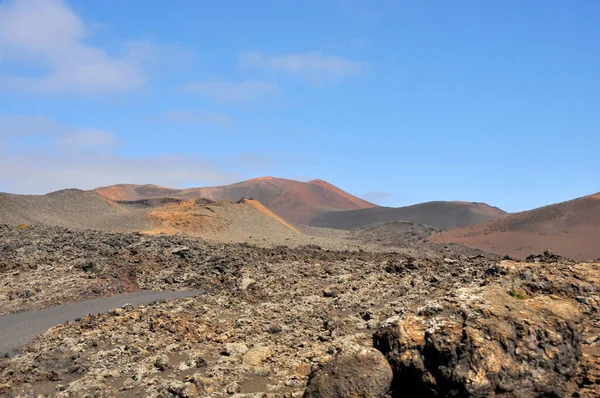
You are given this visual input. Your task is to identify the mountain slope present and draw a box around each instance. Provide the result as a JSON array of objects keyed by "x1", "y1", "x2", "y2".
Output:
[
  {"x1": 94, "y1": 177, "x2": 377, "y2": 224},
  {"x1": 0, "y1": 190, "x2": 300, "y2": 242},
  {"x1": 311, "y1": 201, "x2": 506, "y2": 229},
  {"x1": 0, "y1": 189, "x2": 150, "y2": 232},
  {"x1": 430, "y1": 192, "x2": 600, "y2": 261}
]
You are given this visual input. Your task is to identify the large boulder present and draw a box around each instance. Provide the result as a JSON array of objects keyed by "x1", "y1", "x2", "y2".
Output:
[
  {"x1": 303, "y1": 342, "x2": 393, "y2": 398},
  {"x1": 374, "y1": 285, "x2": 586, "y2": 397}
]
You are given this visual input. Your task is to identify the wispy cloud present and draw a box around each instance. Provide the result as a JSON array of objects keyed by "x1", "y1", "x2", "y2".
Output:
[
  {"x1": 0, "y1": 149, "x2": 241, "y2": 194},
  {"x1": 0, "y1": 114, "x2": 294, "y2": 194},
  {"x1": 181, "y1": 79, "x2": 279, "y2": 103},
  {"x1": 157, "y1": 110, "x2": 234, "y2": 127},
  {"x1": 0, "y1": 0, "x2": 143, "y2": 94},
  {"x1": 0, "y1": 114, "x2": 64, "y2": 136},
  {"x1": 239, "y1": 51, "x2": 365, "y2": 80},
  {"x1": 362, "y1": 190, "x2": 393, "y2": 204},
  {"x1": 0, "y1": 114, "x2": 243, "y2": 193},
  {"x1": 60, "y1": 129, "x2": 119, "y2": 147}
]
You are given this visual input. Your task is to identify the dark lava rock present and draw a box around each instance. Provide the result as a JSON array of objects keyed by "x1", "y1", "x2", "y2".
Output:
[
  {"x1": 303, "y1": 342, "x2": 393, "y2": 398},
  {"x1": 526, "y1": 250, "x2": 574, "y2": 265},
  {"x1": 374, "y1": 285, "x2": 587, "y2": 397},
  {"x1": 323, "y1": 286, "x2": 339, "y2": 298}
]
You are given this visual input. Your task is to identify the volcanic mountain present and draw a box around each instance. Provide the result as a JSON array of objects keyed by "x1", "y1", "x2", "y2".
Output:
[
  {"x1": 430, "y1": 192, "x2": 600, "y2": 261},
  {"x1": 94, "y1": 177, "x2": 377, "y2": 225},
  {"x1": 0, "y1": 189, "x2": 300, "y2": 243},
  {"x1": 311, "y1": 201, "x2": 506, "y2": 230}
]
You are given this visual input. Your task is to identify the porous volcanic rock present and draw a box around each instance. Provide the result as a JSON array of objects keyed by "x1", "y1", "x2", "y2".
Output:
[
  {"x1": 303, "y1": 341, "x2": 393, "y2": 398},
  {"x1": 1, "y1": 223, "x2": 598, "y2": 397},
  {"x1": 374, "y1": 282, "x2": 599, "y2": 397}
]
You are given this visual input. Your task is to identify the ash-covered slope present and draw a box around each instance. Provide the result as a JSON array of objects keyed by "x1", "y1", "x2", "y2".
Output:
[
  {"x1": 311, "y1": 200, "x2": 506, "y2": 230},
  {"x1": 0, "y1": 190, "x2": 301, "y2": 244},
  {"x1": 0, "y1": 189, "x2": 150, "y2": 232}
]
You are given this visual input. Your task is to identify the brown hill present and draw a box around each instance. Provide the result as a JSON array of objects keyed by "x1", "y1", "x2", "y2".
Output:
[
  {"x1": 94, "y1": 177, "x2": 377, "y2": 224},
  {"x1": 310, "y1": 201, "x2": 506, "y2": 230},
  {"x1": 90, "y1": 184, "x2": 176, "y2": 201},
  {"x1": 430, "y1": 192, "x2": 600, "y2": 261}
]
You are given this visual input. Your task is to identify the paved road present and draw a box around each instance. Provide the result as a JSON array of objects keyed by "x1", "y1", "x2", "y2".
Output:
[{"x1": 0, "y1": 290, "x2": 203, "y2": 357}]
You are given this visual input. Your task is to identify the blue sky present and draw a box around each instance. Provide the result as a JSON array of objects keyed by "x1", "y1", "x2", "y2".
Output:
[{"x1": 0, "y1": 0, "x2": 598, "y2": 212}]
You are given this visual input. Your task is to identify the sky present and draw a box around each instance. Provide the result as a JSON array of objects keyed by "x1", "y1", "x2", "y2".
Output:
[{"x1": 0, "y1": 0, "x2": 598, "y2": 212}]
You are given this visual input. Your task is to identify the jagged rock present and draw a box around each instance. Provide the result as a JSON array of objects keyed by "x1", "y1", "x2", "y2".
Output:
[
  {"x1": 323, "y1": 286, "x2": 339, "y2": 298},
  {"x1": 226, "y1": 381, "x2": 241, "y2": 394},
  {"x1": 223, "y1": 342, "x2": 249, "y2": 356},
  {"x1": 374, "y1": 285, "x2": 585, "y2": 397},
  {"x1": 525, "y1": 250, "x2": 574, "y2": 264},
  {"x1": 153, "y1": 354, "x2": 169, "y2": 371},
  {"x1": 165, "y1": 380, "x2": 198, "y2": 398},
  {"x1": 1, "y1": 224, "x2": 597, "y2": 397},
  {"x1": 303, "y1": 342, "x2": 393, "y2": 398},
  {"x1": 243, "y1": 345, "x2": 273, "y2": 367},
  {"x1": 240, "y1": 277, "x2": 256, "y2": 290},
  {"x1": 171, "y1": 246, "x2": 190, "y2": 256}
]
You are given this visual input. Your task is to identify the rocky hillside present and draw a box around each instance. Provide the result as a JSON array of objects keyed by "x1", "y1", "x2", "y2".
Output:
[
  {"x1": 0, "y1": 191, "x2": 313, "y2": 246},
  {"x1": 311, "y1": 200, "x2": 506, "y2": 230},
  {"x1": 431, "y1": 192, "x2": 600, "y2": 261},
  {"x1": 0, "y1": 225, "x2": 597, "y2": 397}
]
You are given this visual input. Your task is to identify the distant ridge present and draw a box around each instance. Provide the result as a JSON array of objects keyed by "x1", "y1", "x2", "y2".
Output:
[
  {"x1": 430, "y1": 192, "x2": 600, "y2": 261},
  {"x1": 310, "y1": 201, "x2": 506, "y2": 230},
  {"x1": 95, "y1": 177, "x2": 377, "y2": 224}
]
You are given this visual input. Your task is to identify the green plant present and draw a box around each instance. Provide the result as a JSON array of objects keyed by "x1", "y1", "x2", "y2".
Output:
[{"x1": 508, "y1": 287, "x2": 529, "y2": 300}]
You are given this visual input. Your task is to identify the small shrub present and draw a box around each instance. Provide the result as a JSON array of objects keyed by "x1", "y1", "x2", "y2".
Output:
[
  {"x1": 508, "y1": 287, "x2": 529, "y2": 300},
  {"x1": 16, "y1": 224, "x2": 27, "y2": 230}
]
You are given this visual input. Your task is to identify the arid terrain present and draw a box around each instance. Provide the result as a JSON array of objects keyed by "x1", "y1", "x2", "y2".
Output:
[
  {"x1": 0, "y1": 225, "x2": 598, "y2": 397},
  {"x1": 94, "y1": 177, "x2": 377, "y2": 225},
  {"x1": 0, "y1": 189, "x2": 341, "y2": 249},
  {"x1": 431, "y1": 192, "x2": 600, "y2": 261},
  {"x1": 311, "y1": 201, "x2": 506, "y2": 229},
  {"x1": 1, "y1": 178, "x2": 599, "y2": 397},
  {"x1": 1, "y1": 0, "x2": 594, "y2": 395}
]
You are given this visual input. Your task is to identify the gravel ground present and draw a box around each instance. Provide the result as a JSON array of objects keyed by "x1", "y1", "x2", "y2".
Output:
[{"x1": 0, "y1": 225, "x2": 597, "y2": 397}]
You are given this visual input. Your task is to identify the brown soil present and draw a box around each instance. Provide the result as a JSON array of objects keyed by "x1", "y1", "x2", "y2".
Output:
[{"x1": 430, "y1": 192, "x2": 600, "y2": 261}]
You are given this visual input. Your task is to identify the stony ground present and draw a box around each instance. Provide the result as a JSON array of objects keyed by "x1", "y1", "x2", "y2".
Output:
[{"x1": 0, "y1": 225, "x2": 598, "y2": 397}]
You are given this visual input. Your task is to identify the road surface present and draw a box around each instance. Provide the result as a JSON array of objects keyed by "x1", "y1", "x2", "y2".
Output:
[{"x1": 0, "y1": 290, "x2": 203, "y2": 357}]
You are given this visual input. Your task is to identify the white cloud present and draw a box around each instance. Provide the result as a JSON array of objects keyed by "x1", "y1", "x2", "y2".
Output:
[
  {"x1": 123, "y1": 41, "x2": 195, "y2": 73},
  {"x1": 60, "y1": 129, "x2": 119, "y2": 147},
  {"x1": 0, "y1": 114, "x2": 64, "y2": 136},
  {"x1": 0, "y1": 114, "x2": 281, "y2": 194},
  {"x1": 0, "y1": 148, "x2": 241, "y2": 194},
  {"x1": 0, "y1": 115, "x2": 119, "y2": 148},
  {"x1": 181, "y1": 79, "x2": 279, "y2": 103},
  {"x1": 158, "y1": 110, "x2": 234, "y2": 127},
  {"x1": 0, "y1": 0, "x2": 144, "y2": 93},
  {"x1": 239, "y1": 51, "x2": 365, "y2": 80}
]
